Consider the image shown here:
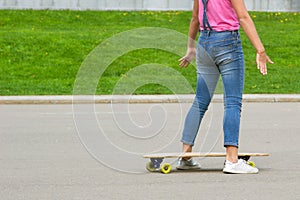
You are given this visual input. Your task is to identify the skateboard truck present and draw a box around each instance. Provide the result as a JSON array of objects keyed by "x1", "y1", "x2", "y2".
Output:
[
  {"x1": 150, "y1": 158, "x2": 163, "y2": 169},
  {"x1": 147, "y1": 158, "x2": 172, "y2": 174}
]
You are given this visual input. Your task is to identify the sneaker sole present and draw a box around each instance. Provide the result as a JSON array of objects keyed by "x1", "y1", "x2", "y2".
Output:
[
  {"x1": 223, "y1": 169, "x2": 259, "y2": 174},
  {"x1": 176, "y1": 166, "x2": 201, "y2": 170}
]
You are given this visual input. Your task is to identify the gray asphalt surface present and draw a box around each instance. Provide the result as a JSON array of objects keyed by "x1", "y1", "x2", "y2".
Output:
[{"x1": 0, "y1": 102, "x2": 299, "y2": 200}]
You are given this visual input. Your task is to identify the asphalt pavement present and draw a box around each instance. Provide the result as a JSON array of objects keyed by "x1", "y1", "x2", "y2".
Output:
[{"x1": 0, "y1": 96, "x2": 299, "y2": 200}]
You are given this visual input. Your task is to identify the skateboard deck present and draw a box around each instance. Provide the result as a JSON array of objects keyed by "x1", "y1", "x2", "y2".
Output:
[{"x1": 143, "y1": 152, "x2": 269, "y2": 174}]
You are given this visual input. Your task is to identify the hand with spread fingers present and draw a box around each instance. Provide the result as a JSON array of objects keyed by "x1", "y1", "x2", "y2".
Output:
[
  {"x1": 178, "y1": 48, "x2": 196, "y2": 68},
  {"x1": 256, "y1": 51, "x2": 274, "y2": 75}
]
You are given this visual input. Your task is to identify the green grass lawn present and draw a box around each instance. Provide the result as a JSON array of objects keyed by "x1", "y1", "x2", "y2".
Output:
[{"x1": 0, "y1": 10, "x2": 299, "y2": 95}]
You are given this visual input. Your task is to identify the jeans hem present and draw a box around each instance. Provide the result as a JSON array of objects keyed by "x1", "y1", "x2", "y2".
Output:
[
  {"x1": 181, "y1": 139, "x2": 194, "y2": 147},
  {"x1": 224, "y1": 143, "x2": 239, "y2": 148}
]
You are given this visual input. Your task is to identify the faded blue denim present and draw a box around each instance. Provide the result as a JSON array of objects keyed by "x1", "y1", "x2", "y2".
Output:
[{"x1": 181, "y1": 30, "x2": 244, "y2": 147}]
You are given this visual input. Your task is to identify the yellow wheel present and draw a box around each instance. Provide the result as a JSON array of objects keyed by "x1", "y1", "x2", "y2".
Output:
[
  {"x1": 160, "y1": 163, "x2": 172, "y2": 174},
  {"x1": 146, "y1": 162, "x2": 156, "y2": 172},
  {"x1": 248, "y1": 161, "x2": 256, "y2": 167}
]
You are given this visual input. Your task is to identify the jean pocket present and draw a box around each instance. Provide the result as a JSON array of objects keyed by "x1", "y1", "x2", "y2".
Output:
[{"x1": 212, "y1": 40, "x2": 235, "y2": 65}]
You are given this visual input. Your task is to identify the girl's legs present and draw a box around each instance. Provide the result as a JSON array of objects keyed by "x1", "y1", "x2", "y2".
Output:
[
  {"x1": 180, "y1": 75, "x2": 214, "y2": 149},
  {"x1": 181, "y1": 50, "x2": 220, "y2": 153},
  {"x1": 180, "y1": 72, "x2": 218, "y2": 162},
  {"x1": 218, "y1": 35, "x2": 244, "y2": 163}
]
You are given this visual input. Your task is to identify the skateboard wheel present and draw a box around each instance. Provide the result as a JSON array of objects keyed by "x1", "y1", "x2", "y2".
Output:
[
  {"x1": 146, "y1": 162, "x2": 156, "y2": 172},
  {"x1": 248, "y1": 161, "x2": 256, "y2": 167},
  {"x1": 160, "y1": 163, "x2": 172, "y2": 174}
]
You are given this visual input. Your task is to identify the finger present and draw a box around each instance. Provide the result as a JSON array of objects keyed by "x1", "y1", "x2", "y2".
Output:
[
  {"x1": 267, "y1": 56, "x2": 274, "y2": 64},
  {"x1": 183, "y1": 61, "x2": 190, "y2": 68},
  {"x1": 181, "y1": 61, "x2": 189, "y2": 68},
  {"x1": 179, "y1": 58, "x2": 185, "y2": 67},
  {"x1": 179, "y1": 60, "x2": 187, "y2": 68},
  {"x1": 178, "y1": 56, "x2": 188, "y2": 62},
  {"x1": 260, "y1": 65, "x2": 266, "y2": 74},
  {"x1": 261, "y1": 67, "x2": 266, "y2": 75},
  {"x1": 260, "y1": 64, "x2": 267, "y2": 75},
  {"x1": 179, "y1": 58, "x2": 190, "y2": 66},
  {"x1": 185, "y1": 61, "x2": 190, "y2": 67},
  {"x1": 256, "y1": 55, "x2": 260, "y2": 69}
]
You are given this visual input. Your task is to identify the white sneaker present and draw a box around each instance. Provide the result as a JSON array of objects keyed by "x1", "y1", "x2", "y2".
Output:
[
  {"x1": 223, "y1": 159, "x2": 259, "y2": 174},
  {"x1": 176, "y1": 158, "x2": 201, "y2": 170}
]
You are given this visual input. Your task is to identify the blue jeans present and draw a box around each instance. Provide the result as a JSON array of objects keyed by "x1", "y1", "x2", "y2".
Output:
[{"x1": 181, "y1": 30, "x2": 244, "y2": 147}]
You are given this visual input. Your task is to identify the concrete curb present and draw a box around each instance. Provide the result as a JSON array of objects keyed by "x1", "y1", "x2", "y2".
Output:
[{"x1": 0, "y1": 94, "x2": 300, "y2": 104}]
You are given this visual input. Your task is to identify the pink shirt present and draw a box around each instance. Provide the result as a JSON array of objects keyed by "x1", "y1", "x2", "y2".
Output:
[{"x1": 199, "y1": 0, "x2": 240, "y2": 31}]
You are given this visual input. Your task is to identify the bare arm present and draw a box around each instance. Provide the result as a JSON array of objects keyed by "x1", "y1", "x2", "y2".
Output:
[
  {"x1": 179, "y1": 0, "x2": 199, "y2": 68},
  {"x1": 231, "y1": 0, "x2": 273, "y2": 75}
]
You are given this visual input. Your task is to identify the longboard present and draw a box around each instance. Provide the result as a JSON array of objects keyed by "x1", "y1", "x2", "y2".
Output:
[{"x1": 143, "y1": 152, "x2": 269, "y2": 174}]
